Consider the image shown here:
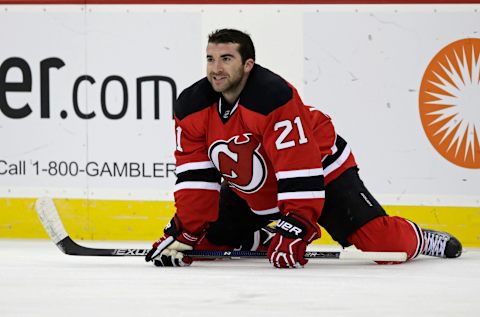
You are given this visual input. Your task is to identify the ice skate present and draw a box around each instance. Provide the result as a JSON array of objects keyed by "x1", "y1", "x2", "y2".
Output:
[{"x1": 421, "y1": 229, "x2": 462, "y2": 258}]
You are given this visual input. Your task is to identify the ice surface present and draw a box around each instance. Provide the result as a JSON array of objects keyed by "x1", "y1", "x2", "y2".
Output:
[{"x1": 1, "y1": 239, "x2": 479, "y2": 317}]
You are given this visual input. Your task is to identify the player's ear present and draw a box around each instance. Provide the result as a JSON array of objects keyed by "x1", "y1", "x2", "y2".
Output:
[{"x1": 244, "y1": 59, "x2": 254, "y2": 73}]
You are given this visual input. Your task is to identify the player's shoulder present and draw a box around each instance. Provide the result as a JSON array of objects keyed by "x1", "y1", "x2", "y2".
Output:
[
  {"x1": 175, "y1": 77, "x2": 219, "y2": 120},
  {"x1": 240, "y1": 64, "x2": 293, "y2": 115}
]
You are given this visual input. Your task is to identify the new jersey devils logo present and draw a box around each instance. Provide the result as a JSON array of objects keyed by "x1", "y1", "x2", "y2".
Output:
[{"x1": 209, "y1": 134, "x2": 267, "y2": 193}]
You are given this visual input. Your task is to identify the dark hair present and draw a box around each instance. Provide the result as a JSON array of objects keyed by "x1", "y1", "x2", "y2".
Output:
[{"x1": 208, "y1": 29, "x2": 255, "y2": 63}]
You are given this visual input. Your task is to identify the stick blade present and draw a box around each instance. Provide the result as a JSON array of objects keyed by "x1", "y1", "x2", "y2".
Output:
[{"x1": 35, "y1": 197, "x2": 68, "y2": 244}]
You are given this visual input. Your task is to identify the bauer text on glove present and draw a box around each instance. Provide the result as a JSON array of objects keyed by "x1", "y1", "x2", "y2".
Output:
[{"x1": 267, "y1": 213, "x2": 319, "y2": 268}]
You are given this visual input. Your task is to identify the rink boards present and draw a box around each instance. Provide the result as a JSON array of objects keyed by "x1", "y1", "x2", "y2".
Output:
[{"x1": 0, "y1": 198, "x2": 478, "y2": 246}]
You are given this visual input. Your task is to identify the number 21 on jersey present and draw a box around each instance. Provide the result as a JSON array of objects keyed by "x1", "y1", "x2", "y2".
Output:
[{"x1": 274, "y1": 116, "x2": 308, "y2": 150}]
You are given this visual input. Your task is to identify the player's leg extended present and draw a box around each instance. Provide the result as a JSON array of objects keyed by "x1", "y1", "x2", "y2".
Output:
[
  {"x1": 348, "y1": 216, "x2": 423, "y2": 260},
  {"x1": 349, "y1": 216, "x2": 462, "y2": 259},
  {"x1": 319, "y1": 168, "x2": 461, "y2": 261},
  {"x1": 199, "y1": 182, "x2": 277, "y2": 251}
]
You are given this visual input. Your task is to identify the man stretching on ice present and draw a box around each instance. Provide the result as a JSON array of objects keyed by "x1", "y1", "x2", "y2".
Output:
[{"x1": 146, "y1": 29, "x2": 462, "y2": 268}]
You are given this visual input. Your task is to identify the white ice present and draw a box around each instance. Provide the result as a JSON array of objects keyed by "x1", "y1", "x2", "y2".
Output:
[{"x1": 1, "y1": 239, "x2": 479, "y2": 317}]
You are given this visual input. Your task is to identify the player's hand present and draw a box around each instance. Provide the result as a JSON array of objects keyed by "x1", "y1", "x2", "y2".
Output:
[
  {"x1": 267, "y1": 213, "x2": 319, "y2": 268},
  {"x1": 145, "y1": 215, "x2": 199, "y2": 267}
]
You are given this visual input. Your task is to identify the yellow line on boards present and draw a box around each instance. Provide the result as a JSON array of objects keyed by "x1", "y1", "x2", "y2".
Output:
[{"x1": 0, "y1": 198, "x2": 478, "y2": 246}]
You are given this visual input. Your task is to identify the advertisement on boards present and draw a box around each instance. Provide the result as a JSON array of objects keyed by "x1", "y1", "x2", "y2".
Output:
[
  {"x1": 0, "y1": 7, "x2": 202, "y2": 200},
  {"x1": 304, "y1": 10, "x2": 479, "y2": 206}
]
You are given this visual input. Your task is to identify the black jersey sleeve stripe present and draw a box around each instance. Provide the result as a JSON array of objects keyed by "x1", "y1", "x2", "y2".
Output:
[
  {"x1": 176, "y1": 168, "x2": 221, "y2": 185},
  {"x1": 322, "y1": 134, "x2": 347, "y2": 168},
  {"x1": 277, "y1": 175, "x2": 325, "y2": 194}
]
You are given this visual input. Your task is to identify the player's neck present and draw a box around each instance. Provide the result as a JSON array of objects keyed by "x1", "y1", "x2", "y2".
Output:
[{"x1": 222, "y1": 92, "x2": 239, "y2": 105}]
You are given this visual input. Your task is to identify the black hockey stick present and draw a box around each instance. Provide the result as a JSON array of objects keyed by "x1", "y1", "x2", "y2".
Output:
[{"x1": 35, "y1": 197, "x2": 407, "y2": 261}]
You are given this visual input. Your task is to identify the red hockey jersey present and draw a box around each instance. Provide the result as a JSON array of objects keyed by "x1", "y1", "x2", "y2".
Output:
[{"x1": 173, "y1": 64, "x2": 356, "y2": 236}]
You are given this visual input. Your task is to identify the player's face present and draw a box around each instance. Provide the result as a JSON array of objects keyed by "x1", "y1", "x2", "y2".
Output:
[{"x1": 206, "y1": 43, "x2": 252, "y2": 97}]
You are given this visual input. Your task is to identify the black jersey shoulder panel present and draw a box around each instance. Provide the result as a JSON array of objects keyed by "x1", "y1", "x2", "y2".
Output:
[
  {"x1": 239, "y1": 64, "x2": 293, "y2": 116},
  {"x1": 175, "y1": 77, "x2": 220, "y2": 120}
]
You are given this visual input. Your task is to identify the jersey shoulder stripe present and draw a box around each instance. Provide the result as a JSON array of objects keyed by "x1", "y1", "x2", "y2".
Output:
[
  {"x1": 175, "y1": 77, "x2": 219, "y2": 120},
  {"x1": 240, "y1": 64, "x2": 293, "y2": 116}
]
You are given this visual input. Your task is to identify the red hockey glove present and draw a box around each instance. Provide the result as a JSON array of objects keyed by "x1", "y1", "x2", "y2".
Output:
[
  {"x1": 267, "y1": 213, "x2": 319, "y2": 268},
  {"x1": 145, "y1": 215, "x2": 200, "y2": 267}
]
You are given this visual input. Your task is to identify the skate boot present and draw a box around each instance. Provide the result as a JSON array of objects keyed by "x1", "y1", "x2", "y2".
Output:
[{"x1": 421, "y1": 229, "x2": 462, "y2": 258}]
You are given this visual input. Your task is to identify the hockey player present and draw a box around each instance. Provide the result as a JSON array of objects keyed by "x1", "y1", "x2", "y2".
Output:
[{"x1": 145, "y1": 29, "x2": 462, "y2": 268}]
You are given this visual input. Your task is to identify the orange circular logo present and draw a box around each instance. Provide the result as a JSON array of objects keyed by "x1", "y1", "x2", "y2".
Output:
[{"x1": 419, "y1": 38, "x2": 480, "y2": 169}]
